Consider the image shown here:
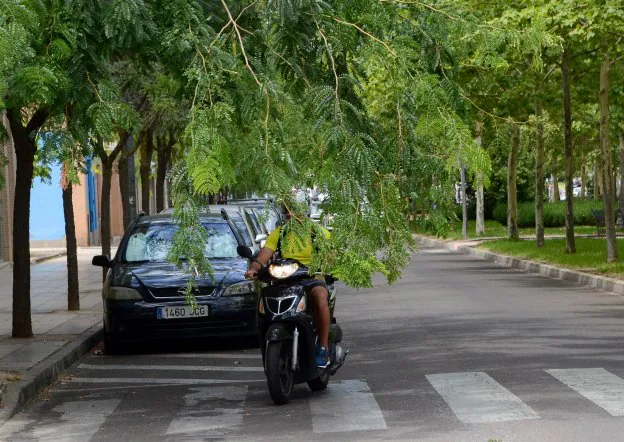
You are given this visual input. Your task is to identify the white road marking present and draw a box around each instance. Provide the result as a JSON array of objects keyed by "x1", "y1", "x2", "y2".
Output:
[
  {"x1": 546, "y1": 368, "x2": 624, "y2": 416},
  {"x1": 32, "y1": 399, "x2": 120, "y2": 441},
  {"x1": 68, "y1": 377, "x2": 264, "y2": 385},
  {"x1": 167, "y1": 386, "x2": 247, "y2": 437},
  {"x1": 134, "y1": 353, "x2": 260, "y2": 359},
  {"x1": 78, "y1": 363, "x2": 263, "y2": 372},
  {"x1": 426, "y1": 372, "x2": 540, "y2": 424},
  {"x1": 308, "y1": 379, "x2": 387, "y2": 433}
]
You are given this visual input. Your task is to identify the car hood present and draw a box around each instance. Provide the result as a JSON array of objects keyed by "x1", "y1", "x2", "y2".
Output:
[{"x1": 112, "y1": 258, "x2": 248, "y2": 289}]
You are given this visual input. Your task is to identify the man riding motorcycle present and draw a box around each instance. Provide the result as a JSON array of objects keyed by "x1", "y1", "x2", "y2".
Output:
[{"x1": 245, "y1": 204, "x2": 332, "y2": 368}]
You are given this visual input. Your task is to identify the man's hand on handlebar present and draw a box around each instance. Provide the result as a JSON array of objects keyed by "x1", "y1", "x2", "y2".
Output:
[{"x1": 245, "y1": 269, "x2": 258, "y2": 280}]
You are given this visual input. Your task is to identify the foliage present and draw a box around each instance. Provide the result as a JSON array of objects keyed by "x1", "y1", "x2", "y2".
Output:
[{"x1": 493, "y1": 199, "x2": 605, "y2": 228}]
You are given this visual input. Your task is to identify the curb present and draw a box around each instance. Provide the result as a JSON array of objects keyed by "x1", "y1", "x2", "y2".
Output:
[
  {"x1": 0, "y1": 323, "x2": 103, "y2": 426},
  {"x1": 30, "y1": 252, "x2": 67, "y2": 265},
  {"x1": 415, "y1": 235, "x2": 624, "y2": 296}
]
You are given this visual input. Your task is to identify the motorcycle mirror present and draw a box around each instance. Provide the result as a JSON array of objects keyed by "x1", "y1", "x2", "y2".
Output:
[{"x1": 237, "y1": 245, "x2": 254, "y2": 259}]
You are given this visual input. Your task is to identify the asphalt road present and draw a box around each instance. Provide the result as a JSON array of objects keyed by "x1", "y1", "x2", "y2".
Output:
[{"x1": 3, "y1": 245, "x2": 624, "y2": 441}]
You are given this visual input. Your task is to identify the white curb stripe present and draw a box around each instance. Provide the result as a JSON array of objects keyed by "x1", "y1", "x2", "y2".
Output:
[
  {"x1": 33, "y1": 399, "x2": 120, "y2": 441},
  {"x1": 309, "y1": 379, "x2": 387, "y2": 433},
  {"x1": 68, "y1": 377, "x2": 264, "y2": 385},
  {"x1": 78, "y1": 363, "x2": 263, "y2": 372},
  {"x1": 135, "y1": 353, "x2": 260, "y2": 359},
  {"x1": 167, "y1": 386, "x2": 248, "y2": 436},
  {"x1": 426, "y1": 372, "x2": 540, "y2": 424},
  {"x1": 546, "y1": 368, "x2": 624, "y2": 416}
]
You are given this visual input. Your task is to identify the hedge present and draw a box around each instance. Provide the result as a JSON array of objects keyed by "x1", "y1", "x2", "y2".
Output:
[{"x1": 493, "y1": 200, "x2": 605, "y2": 227}]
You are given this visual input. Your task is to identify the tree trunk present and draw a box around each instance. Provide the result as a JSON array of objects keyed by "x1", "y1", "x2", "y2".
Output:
[
  {"x1": 460, "y1": 162, "x2": 467, "y2": 240},
  {"x1": 140, "y1": 129, "x2": 154, "y2": 214},
  {"x1": 599, "y1": 49, "x2": 617, "y2": 262},
  {"x1": 156, "y1": 134, "x2": 173, "y2": 213},
  {"x1": 475, "y1": 122, "x2": 485, "y2": 236},
  {"x1": 619, "y1": 134, "x2": 624, "y2": 226},
  {"x1": 562, "y1": 48, "x2": 575, "y2": 253},
  {"x1": 535, "y1": 97, "x2": 545, "y2": 248},
  {"x1": 118, "y1": 134, "x2": 139, "y2": 229},
  {"x1": 118, "y1": 153, "x2": 130, "y2": 228},
  {"x1": 581, "y1": 152, "x2": 587, "y2": 199},
  {"x1": 10, "y1": 131, "x2": 35, "y2": 338},
  {"x1": 594, "y1": 158, "x2": 602, "y2": 199},
  {"x1": 552, "y1": 170, "x2": 560, "y2": 202},
  {"x1": 6, "y1": 108, "x2": 48, "y2": 338},
  {"x1": 156, "y1": 159, "x2": 167, "y2": 213},
  {"x1": 62, "y1": 183, "x2": 80, "y2": 311},
  {"x1": 101, "y1": 160, "x2": 113, "y2": 282},
  {"x1": 507, "y1": 125, "x2": 520, "y2": 240}
]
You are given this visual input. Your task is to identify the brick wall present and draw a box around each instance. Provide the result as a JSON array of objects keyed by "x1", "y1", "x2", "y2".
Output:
[{"x1": 72, "y1": 174, "x2": 90, "y2": 247}]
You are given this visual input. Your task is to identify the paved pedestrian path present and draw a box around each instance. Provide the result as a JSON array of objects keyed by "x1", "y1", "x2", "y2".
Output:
[{"x1": 0, "y1": 248, "x2": 105, "y2": 418}]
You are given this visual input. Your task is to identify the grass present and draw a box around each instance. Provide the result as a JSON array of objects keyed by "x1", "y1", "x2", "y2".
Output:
[
  {"x1": 442, "y1": 220, "x2": 601, "y2": 240},
  {"x1": 478, "y1": 237, "x2": 624, "y2": 278}
]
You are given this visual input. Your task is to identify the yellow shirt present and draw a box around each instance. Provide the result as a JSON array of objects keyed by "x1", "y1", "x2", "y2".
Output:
[{"x1": 265, "y1": 225, "x2": 330, "y2": 266}]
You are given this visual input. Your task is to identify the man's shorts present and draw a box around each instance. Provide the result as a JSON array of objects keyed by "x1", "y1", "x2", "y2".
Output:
[{"x1": 300, "y1": 278, "x2": 328, "y2": 292}]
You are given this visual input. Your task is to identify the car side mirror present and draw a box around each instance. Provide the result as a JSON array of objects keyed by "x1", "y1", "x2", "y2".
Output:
[
  {"x1": 255, "y1": 233, "x2": 267, "y2": 244},
  {"x1": 92, "y1": 255, "x2": 112, "y2": 267},
  {"x1": 237, "y1": 245, "x2": 254, "y2": 260}
]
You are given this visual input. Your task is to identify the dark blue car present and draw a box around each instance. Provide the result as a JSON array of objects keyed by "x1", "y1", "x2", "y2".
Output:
[{"x1": 92, "y1": 212, "x2": 259, "y2": 353}]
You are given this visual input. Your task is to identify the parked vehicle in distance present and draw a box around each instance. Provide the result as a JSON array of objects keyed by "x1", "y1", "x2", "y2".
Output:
[
  {"x1": 229, "y1": 198, "x2": 283, "y2": 232},
  {"x1": 92, "y1": 212, "x2": 259, "y2": 354}
]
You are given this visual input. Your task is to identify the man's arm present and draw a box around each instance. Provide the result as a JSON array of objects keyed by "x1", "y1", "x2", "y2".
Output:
[{"x1": 245, "y1": 247, "x2": 275, "y2": 279}]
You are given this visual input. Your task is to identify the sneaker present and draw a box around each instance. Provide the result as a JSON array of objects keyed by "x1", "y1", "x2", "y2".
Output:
[{"x1": 316, "y1": 345, "x2": 330, "y2": 368}]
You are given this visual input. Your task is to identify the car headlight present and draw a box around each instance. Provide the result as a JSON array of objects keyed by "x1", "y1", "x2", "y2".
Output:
[
  {"x1": 295, "y1": 295, "x2": 306, "y2": 313},
  {"x1": 269, "y1": 263, "x2": 299, "y2": 279},
  {"x1": 222, "y1": 280, "x2": 255, "y2": 296},
  {"x1": 104, "y1": 286, "x2": 143, "y2": 300}
]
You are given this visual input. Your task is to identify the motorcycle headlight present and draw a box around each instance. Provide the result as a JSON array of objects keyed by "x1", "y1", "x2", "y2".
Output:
[
  {"x1": 222, "y1": 280, "x2": 255, "y2": 296},
  {"x1": 269, "y1": 263, "x2": 299, "y2": 279},
  {"x1": 104, "y1": 286, "x2": 143, "y2": 300}
]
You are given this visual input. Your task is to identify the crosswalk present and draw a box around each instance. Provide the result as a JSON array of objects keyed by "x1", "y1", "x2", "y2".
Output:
[{"x1": 5, "y1": 352, "x2": 624, "y2": 441}]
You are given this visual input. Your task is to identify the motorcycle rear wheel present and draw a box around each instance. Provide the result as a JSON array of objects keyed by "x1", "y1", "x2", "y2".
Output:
[
  {"x1": 266, "y1": 341, "x2": 293, "y2": 405},
  {"x1": 307, "y1": 371, "x2": 329, "y2": 391}
]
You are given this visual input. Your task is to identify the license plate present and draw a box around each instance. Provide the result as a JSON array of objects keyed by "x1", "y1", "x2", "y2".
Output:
[{"x1": 157, "y1": 305, "x2": 210, "y2": 319}]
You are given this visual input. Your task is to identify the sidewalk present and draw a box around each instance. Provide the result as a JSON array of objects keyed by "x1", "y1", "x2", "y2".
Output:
[{"x1": 0, "y1": 248, "x2": 105, "y2": 423}]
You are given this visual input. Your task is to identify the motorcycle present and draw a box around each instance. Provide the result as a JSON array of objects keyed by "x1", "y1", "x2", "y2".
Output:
[{"x1": 237, "y1": 245, "x2": 347, "y2": 405}]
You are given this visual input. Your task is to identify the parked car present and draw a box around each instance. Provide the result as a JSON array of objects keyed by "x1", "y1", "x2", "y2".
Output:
[
  {"x1": 229, "y1": 198, "x2": 283, "y2": 232},
  {"x1": 92, "y1": 212, "x2": 259, "y2": 353},
  {"x1": 207, "y1": 205, "x2": 266, "y2": 252}
]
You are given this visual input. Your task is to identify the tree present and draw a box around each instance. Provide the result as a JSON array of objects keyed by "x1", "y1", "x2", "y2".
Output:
[
  {"x1": 140, "y1": 129, "x2": 154, "y2": 214},
  {"x1": 1, "y1": 1, "x2": 75, "y2": 337}
]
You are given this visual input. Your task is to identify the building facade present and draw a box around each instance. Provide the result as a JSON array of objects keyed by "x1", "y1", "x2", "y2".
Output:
[{"x1": 0, "y1": 116, "x2": 167, "y2": 262}]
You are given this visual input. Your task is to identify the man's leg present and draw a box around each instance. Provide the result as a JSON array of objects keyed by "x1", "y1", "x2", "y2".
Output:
[{"x1": 310, "y1": 285, "x2": 330, "y2": 348}]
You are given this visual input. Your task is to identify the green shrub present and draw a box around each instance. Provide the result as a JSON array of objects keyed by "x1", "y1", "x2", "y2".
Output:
[{"x1": 493, "y1": 200, "x2": 605, "y2": 227}]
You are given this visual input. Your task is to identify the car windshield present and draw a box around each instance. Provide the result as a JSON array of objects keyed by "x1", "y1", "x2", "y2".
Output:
[{"x1": 123, "y1": 222, "x2": 239, "y2": 262}]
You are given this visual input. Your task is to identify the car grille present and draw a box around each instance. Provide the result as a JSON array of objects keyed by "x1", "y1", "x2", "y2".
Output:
[
  {"x1": 265, "y1": 296, "x2": 297, "y2": 315},
  {"x1": 148, "y1": 286, "x2": 216, "y2": 299}
]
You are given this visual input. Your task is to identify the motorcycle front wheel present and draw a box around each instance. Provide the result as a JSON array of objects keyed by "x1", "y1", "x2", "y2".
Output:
[{"x1": 266, "y1": 340, "x2": 294, "y2": 405}]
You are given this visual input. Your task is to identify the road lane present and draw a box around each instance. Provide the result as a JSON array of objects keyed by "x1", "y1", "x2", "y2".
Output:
[{"x1": 3, "y1": 246, "x2": 624, "y2": 441}]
